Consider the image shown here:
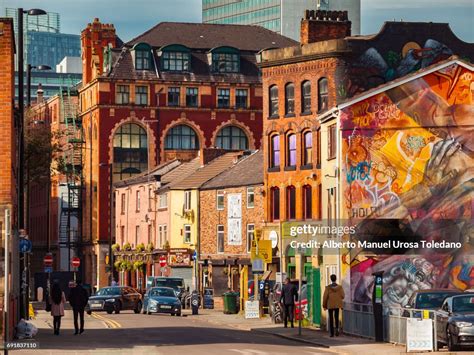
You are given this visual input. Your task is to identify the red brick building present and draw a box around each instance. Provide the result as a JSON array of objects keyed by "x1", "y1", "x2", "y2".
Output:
[
  {"x1": 79, "y1": 19, "x2": 296, "y2": 287},
  {"x1": 0, "y1": 17, "x2": 18, "y2": 341}
]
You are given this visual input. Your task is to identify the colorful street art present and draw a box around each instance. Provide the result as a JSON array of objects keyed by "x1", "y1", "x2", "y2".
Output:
[{"x1": 340, "y1": 61, "x2": 474, "y2": 307}]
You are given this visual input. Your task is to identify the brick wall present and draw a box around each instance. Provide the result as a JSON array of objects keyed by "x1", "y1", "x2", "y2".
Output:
[{"x1": 300, "y1": 10, "x2": 351, "y2": 45}]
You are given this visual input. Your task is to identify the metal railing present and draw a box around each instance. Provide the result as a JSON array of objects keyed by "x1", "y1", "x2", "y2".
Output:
[{"x1": 343, "y1": 302, "x2": 375, "y2": 339}]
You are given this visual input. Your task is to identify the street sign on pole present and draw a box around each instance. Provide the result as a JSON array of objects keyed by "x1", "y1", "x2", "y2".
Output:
[
  {"x1": 19, "y1": 238, "x2": 32, "y2": 253},
  {"x1": 43, "y1": 254, "x2": 53, "y2": 266},
  {"x1": 71, "y1": 257, "x2": 80, "y2": 268},
  {"x1": 44, "y1": 266, "x2": 52, "y2": 273},
  {"x1": 159, "y1": 255, "x2": 167, "y2": 268}
]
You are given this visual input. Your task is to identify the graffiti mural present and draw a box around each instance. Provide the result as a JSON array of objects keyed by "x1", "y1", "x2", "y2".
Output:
[{"x1": 340, "y1": 61, "x2": 474, "y2": 307}]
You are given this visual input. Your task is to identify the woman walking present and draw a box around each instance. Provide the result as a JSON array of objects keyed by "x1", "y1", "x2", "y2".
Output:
[{"x1": 50, "y1": 282, "x2": 66, "y2": 335}]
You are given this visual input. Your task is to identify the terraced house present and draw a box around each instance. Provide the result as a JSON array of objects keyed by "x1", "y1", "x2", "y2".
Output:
[{"x1": 79, "y1": 18, "x2": 296, "y2": 287}]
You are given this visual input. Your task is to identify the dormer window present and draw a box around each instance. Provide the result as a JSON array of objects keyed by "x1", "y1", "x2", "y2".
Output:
[
  {"x1": 132, "y1": 42, "x2": 152, "y2": 70},
  {"x1": 209, "y1": 46, "x2": 240, "y2": 73},
  {"x1": 159, "y1": 44, "x2": 191, "y2": 72}
]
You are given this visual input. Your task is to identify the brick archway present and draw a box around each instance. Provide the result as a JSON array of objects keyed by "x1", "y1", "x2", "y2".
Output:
[{"x1": 210, "y1": 119, "x2": 256, "y2": 150}]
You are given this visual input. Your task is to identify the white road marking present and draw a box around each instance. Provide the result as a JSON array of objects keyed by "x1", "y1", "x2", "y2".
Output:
[{"x1": 228, "y1": 349, "x2": 269, "y2": 355}]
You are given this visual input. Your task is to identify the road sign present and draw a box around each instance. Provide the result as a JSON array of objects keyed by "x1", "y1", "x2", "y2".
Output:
[
  {"x1": 43, "y1": 254, "x2": 53, "y2": 266},
  {"x1": 19, "y1": 239, "x2": 32, "y2": 253},
  {"x1": 245, "y1": 301, "x2": 260, "y2": 319},
  {"x1": 159, "y1": 255, "x2": 167, "y2": 267},
  {"x1": 71, "y1": 257, "x2": 80, "y2": 268},
  {"x1": 251, "y1": 240, "x2": 272, "y2": 263},
  {"x1": 406, "y1": 318, "x2": 433, "y2": 352},
  {"x1": 192, "y1": 250, "x2": 197, "y2": 261},
  {"x1": 44, "y1": 266, "x2": 52, "y2": 273}
]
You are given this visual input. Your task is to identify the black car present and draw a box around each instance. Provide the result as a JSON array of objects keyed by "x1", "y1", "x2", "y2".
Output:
[
  {"x1": 86, "y1": 286, "x2": 142, "y2": 315},
  {"x1": 436, "y1": 294, "x2": 474, "y2": 351}
]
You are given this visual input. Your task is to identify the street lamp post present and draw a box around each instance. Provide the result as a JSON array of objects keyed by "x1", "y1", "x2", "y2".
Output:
[
  {"x1": 26, "y1": 64, "x2": 51, "y2": 106},
  {"x1": 17, "y1": 7, "x2": 47, "y2": 321}
]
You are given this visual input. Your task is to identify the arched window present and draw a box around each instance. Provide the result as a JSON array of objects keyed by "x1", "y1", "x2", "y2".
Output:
[
  {"x1": 287, "y1": 133, "x2": 296, "y2": 168},
  {"x1": 165, "y1": 125, "x2": 199, "y2": 150},
  {"x1": 113, "y1": 123, "x2": 148, "y2": 181},
  {"x1": 301, "y1": 81, "x2": 311, "y2": 113},
  {"x1": 285, "y1": 83, "x2": 295, "y2": 115},
  {"x1": 133, "y1": 43, "x2": 152, "y2": 70},
  {"x1": 210, "y1": 46, "x2": 240, "y2": 73},
  {"x1": 216, "y1": 126, "x2": 248, "y2": 150},
  {"x1": 270, "y1": 134, "x2": 280, "y2": 168},
  {"x1": 303, "y1": 131, "x2": 312, "y2": 166},
  {"x1": 303, "y1": 185, "x2": 312, "y2": 220},
  {"x1": 318, "y1": 78, "x2": 328, "y2": 112},
  {"x1": 270, "y1": 187, "x2": 280, "y2": 221},
  {"x1": 269, "y1": 85, "x2": 279, "y2": 117},
  {"x1": 286, "y1": 185, "x2": 296, "y2": 220}
]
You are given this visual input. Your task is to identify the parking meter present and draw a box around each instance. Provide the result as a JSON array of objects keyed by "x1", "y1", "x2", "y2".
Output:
[
  {"x1": 372, "y1": 271, "x2": 384, "y2": 342},
  {"x1": 191, "y1": 290, "x2": 200, "y2": 315}
]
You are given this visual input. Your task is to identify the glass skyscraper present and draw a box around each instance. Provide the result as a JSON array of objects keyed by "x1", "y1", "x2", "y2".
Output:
[{"x1": 202, "y1": 0, "x2": 361, "y2": 42}]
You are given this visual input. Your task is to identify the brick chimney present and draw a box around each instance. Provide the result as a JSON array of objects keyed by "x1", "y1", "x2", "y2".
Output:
[
  {"x1": 81, "y1": 18, "x2": 117, "y2": 85},
  {"x1": 36, "y1": 84, "x2": 44, "y2": 104},
  {"x1": 300, "y1": 10, "x2": 351, "y2": 45},
  {"x1": 199, "y1": 148, "x2": 227, "y2": 166}
]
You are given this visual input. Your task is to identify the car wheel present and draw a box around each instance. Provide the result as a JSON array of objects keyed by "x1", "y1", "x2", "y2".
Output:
[
  {"x1": 86, "y1": 310, "x2": 92, "y2": 315},
  {"x1": 176, "y1": 312, "x2": 181, "y2": 317},
  {"x1": 106, "y1": 310, "x2": 113, "y2": 314},
  {"x1": 134, "y1": 301, "x2": 142, "y2": 314},
  {"x1": 170, "y1": 313, "x2": 174, "y2": 316},
  {"x1": 447, "y1": 329, "x2": 458, "y2": 351},
  {"x1": 141, "y1": 306, "x2": 146, "y2": 314}
]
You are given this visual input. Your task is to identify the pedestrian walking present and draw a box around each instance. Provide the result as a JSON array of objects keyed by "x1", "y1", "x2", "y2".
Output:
[
  {"x1": 49, "y1": 282, "x2": 66, "y2": 335},
  {"x1": 280, "y1": 277, "x2": 297, "y2": 328},
  {"x1": 68, "y1": 278, "x2": 89, "y2": 335},
  {"x1": 323, "y1": 274, "x2": 345, "y2": 337}
]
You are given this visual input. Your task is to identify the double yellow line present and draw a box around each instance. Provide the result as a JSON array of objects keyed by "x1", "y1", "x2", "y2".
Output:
[{"x1": 90, "y1": 312, "x2": 122, "y2": 328}]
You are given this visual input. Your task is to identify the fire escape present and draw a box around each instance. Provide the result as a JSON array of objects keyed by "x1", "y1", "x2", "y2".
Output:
[{"x1": 58, "y1": 87, "x2": 83, "y2": 270}]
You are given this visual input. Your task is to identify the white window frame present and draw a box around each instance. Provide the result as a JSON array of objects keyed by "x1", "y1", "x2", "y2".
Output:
[
  {"x1": 148, "y1": 187, "x2": 153, "y2": 211},
  {"x1": 135, "y1": 225, "x2": 140, "y2": 247},
  {"x1": 163, "y1": 224, "x2": 168, "y2": 245},
  {"x1": 217, "y1": 225, "x2": 225, "y2": 253},
  {"x1": 246, "y1": 224, "x2": 254, "y2": 253},
  {"x1": 121, "y1": 193, "x2": 126, "y2": 214},
  {"x1": 136, "y1": 190, "x2": 140, "y2": 212},
  {"x1": 247, "y1": 187, "x2": 255, "y2": 209},
  {"x1": 184, "y1": 224, "x2": 191, "y2": 243},
  {"x1": 217, "y1": 190, "x2": 224, "y2": 210},
  {"x1": 184, "y1": 191, "x2": 192, "y2": 211},
  {"x1": 158, "y1": 225, "x2": 163, "y2": 248},
  {"x1": 159, "y1": 193, "x2": 167, "y2": 209}
]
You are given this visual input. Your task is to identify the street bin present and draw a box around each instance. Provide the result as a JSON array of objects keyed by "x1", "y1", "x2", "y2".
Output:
[
  {"x1": 223, "y1": 292, "x2": 239, "y2": 314},
  {"x1": 191, "y1": 290, "x2": 200, "y2": 315}
]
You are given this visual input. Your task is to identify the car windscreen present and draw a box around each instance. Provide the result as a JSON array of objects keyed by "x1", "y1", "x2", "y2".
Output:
[
  {"x1": 150, "y1": 288, "x2": 176, "y2": 298},
  {"x1": 96, "y1": 287, "x2": 121, "y2": 296},
  {"x1": 453, "y1": 296, "x2": 474, "y2": 313},
  {"x1": 156, "y1": 279, "x2": 184, "y2": 289},
  {"x1": 416, "y1": 292, "x2": 458, "y2": 309}
]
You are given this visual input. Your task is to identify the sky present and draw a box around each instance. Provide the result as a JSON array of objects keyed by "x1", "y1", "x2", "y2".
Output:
[{"x1": 2, "y1": 0, "x2": 473, "y2": 42}]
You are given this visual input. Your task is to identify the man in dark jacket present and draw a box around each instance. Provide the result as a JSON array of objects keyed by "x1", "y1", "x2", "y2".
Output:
[
  {"x1": 68, "y1": 279, "x2": 89, "y2": 335},
  {"x1": 280, "y1": 277, "x2": 298, "y2": 328}
]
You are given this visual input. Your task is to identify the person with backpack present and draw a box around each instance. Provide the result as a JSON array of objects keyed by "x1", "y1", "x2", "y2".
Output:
[
  {"x1": 68, "y1": 279, "x2": 89, "y2": 335},
  {"x1": 323, "y1": 274, "x2": 345, "y2": 337},
  {"x1": 49, "y1": 282, "x2": 66, "y2": 335}
]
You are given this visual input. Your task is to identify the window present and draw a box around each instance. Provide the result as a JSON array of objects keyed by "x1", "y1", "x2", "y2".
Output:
[
  {"x1": 135, "y1": 225, "x2": 140, "y2": 247},
  {"x1": 215, "y1": 126, "x2": 248, "y2": 150},
  {"x1": 270, "y1": 187, "x2": 280, "y2": 221},
  {"x1": 184, "y1": 191, "x2": 192, "y2": 211},
  {"x1": 303, "y1": 131, "x2": 312, "y2": 166},
  {"x1": 217, "y1": 225, "x2": 225, "y2": 253},
  {"x1": 328, "y1": 124, "x2": 336, "y2": 160},
  {"x1": 217, "y1": 190, "x2": 224, "y2": 210},
  {"x1": 121, "y1": 193, "x2": 126, "y2": 214},
  {"x1": 285, "y1": 83, "x2": 295, "y2": 115},
  {"x1": 286, "y1": 186, "x2": 296, "y2": 220},
  {"x1": 269, "y1": 85, "x2": 279, "y2": 117},
  {"x1": 184, "y1": 225, "x2": 191, "y2": 243},
  {"x1": 136, "y1": 190, "x2": 141, "y2": 211},
  {"x1": 287, "y1": 134, "x2": 296, "y2": 167},
  {"x1": 147, "y1": 224, "x2": 152, "y2": 244},
  {"x1": 303, "y1": 185, "x2": 312, "y2": 220},
  {"x1": 148, "y1": 188, "x2": 153, "y2": 211},
  {"x1": 135, "y1": 50, "x2": 150, "y2": 70},
  {"x1": 212, "y1": 51, "x2": 239, "y2": 73},
  {"x1": 270, "y1": 135, "x2": 280, "y2": 168},
  {"x1": 186, "y1": 87, "x2": 198, "y2": 107},
  {"x1": 158, "y1": 225, "x2": 163, "y2": 247},
  {"x1": 159, "y1": 193, "x2": 167, "y2": 209},
  {"x1": 302, "y1": 81, "x2": 311, "y2": 113},
  {"x1": 163, "y1": 225, "x2": 167, "y2": 245},
  {"x1": 162, "y1": 51, "x2": 190, "y2": 72},
  {"x1": 246, "y1": 224, "x2": 255, "y2": 253},
  {"x1": 116, "y1": 85, "x2": 129, "y2": 104},
  {"x1": 217, "y1": 88, "x2": 230, "y2": 108},
  {"x1": 247, "y1": 187, "x2": 254, "y2": 208},
  {"x1": 120, "y1": 225, "x2": 125, "y2": 245},
  {"x1": 236, "y1": 89, "x2": 248, "y2": 108},
  {"x1": 165, "y1": 125, "x2": 199, "y2": 150},
  {"x1": 135, "y1": 86, "x2": 148, "y2": 105},
  {"x1": 113, "y1": 123, "x2": 148, "y2": 181},
  {"x1": 318, "y1": 78, "x2": 328, "y2": 112},
  {"x1": 168, "y1": 87, "x2": 180, "y2": 107}
]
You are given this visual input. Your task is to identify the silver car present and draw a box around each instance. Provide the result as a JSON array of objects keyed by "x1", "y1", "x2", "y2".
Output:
[{"x1": 436, "y1": 294, "x2": 474, "y2": 351}]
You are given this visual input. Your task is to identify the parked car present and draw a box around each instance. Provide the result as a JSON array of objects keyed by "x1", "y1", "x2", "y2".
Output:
[
  {"x1": 142, "y1": 287, "x2": 182, "y2": 316},
  {"x1": 146, "y1": 277, "x2": 188, "y2": 307},
  {"x1": 85, "y1": 286, "x2": 142, "y2": 315},
  {"x1": 436, "y1": 294, "x2": 474, "y2": 351},
  {"x1": 403, "y1": 289, "x2": 463, "y2": 318}
]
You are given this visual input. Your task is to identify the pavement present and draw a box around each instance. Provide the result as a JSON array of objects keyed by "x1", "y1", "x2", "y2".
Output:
[{"x1": 6, "y1": 303, "x2": 468, "y2": 354}]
